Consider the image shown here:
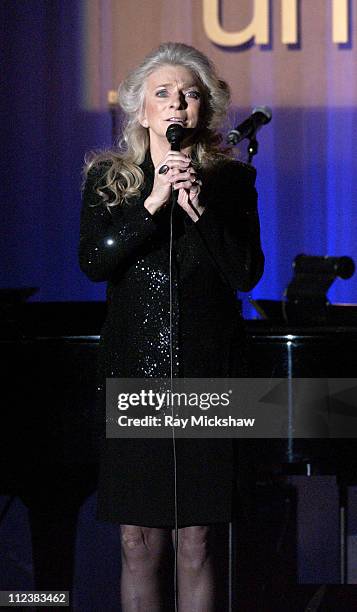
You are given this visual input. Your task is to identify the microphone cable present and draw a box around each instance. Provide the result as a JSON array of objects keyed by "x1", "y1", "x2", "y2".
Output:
[
  {"x1": 169, "y1": 189, "x2": 179, "y2": 612},
  {"x1": 169, "y1": 173, "x2": 202, "y2": 612}
]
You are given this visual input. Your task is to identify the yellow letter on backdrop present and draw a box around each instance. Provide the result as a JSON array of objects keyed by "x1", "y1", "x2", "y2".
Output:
[
  {"x1": 332, "y1": 0, "x2": 349, "y2": 43},
  {"x1": 281, "y1": 0, "x2": 298, "y2": 44},
  {"x1": 203, "y1": 0, "x2": 269, "y2": 46}
]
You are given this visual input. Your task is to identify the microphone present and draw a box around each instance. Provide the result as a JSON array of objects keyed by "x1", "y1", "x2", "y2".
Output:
[
  {"x1": 227, "y1": 106, "x2": 272, "y2": 145},
  {"x1": 166, "y1": 123, "x2": 186, "y2": 151}
]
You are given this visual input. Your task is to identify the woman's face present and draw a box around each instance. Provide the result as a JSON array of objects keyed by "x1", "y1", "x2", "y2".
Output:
[{"x1": 139, "y1": 64, "x2": 203, "y2": 145}]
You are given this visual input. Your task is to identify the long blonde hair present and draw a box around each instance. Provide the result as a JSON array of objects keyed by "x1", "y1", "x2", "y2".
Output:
[{"x1": 84, "y1": 42, "x2": 233, "y2": 207}]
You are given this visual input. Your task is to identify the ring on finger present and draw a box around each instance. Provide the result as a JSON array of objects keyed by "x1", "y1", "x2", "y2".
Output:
[{"x1": 159, "y1": 164, "x2": 169, "y2": 175}]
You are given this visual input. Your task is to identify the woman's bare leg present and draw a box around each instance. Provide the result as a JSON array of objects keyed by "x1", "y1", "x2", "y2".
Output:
[
  {"x1": 174, "y1": 525, "x2": 216, "y2": 612},
  {"x1": 120, "y1": 524, "x2": 171, "y2": 611}
]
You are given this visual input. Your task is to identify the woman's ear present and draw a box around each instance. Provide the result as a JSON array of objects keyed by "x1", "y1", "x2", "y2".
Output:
[{"x1": 138, "y1": 110, "x2": 149, "y2": 128}]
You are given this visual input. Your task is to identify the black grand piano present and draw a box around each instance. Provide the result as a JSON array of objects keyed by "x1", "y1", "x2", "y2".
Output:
[{"x1": 1, "y1": 296, "x2": 357, "y2": 605}]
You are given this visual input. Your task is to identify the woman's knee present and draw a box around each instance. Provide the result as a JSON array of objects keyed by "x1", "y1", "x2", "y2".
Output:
[
  {"x1": 177, "y1": 526, "x2": 213, "y2": 572},
  {"x1": 120, "y1": 525, "x2": 169, "y2": 574}
]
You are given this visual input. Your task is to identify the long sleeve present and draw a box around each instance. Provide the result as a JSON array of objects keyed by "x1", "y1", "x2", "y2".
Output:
[
  {"x1": 78, "y1": 165, "x2": 158, "y2": 282},
  {"x1": 189, "y1": 161, "x2": 265, "y2": 293}
]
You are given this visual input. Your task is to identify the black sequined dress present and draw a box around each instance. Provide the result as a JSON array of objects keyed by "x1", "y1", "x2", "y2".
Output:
[{"x1": 79, "y1": 153, "x2": 264, "y2": 527}]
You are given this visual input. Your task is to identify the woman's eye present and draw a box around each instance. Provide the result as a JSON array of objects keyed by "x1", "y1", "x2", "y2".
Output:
[
  {"x1": 156, "y1": 90, "x2": 168, "y2": 97},
  {"x1": 186, "y1": 90, "x2": 201, "y2": 99}
]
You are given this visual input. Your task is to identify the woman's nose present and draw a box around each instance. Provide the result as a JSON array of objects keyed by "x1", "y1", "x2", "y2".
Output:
[{"x1": 170, "y1": 91, "x2": 187, "y2": 109}]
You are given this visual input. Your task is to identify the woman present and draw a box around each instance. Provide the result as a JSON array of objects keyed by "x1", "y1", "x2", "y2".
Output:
[{"x1": 79, "y1": 42, "x2": 264, "y2": 611}]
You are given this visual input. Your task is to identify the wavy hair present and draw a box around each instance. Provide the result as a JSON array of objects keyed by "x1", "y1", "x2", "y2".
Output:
[{"x1": 84, "y1": 42, "x2": 233, "y2": 207}]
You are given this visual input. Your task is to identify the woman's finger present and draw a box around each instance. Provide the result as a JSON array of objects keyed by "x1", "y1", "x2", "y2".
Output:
[
  {"x1": 170, "y1": 168, "x2": 191, "y2": 178},
  {"x1": 164, "y1": 151, "x2": 190, "y2": 161},
  {"x1": 157, "y1": 152, "x2": 190, "y2": 168},
  {"x1": 173, "y1": 180, "x2": 198, "y2": 190},
  {"x1": 156, "y1": 161, "x2": 190, "y2": 176}
]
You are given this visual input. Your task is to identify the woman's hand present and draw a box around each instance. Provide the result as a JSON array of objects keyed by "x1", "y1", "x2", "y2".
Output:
[
  {"x1": 168, "y1": 154, "x2": 204, "y2": 222},
  {"x1": 174, "y1": 166, "x2": 204, "y2": 222},
  {"x1": 144, "y1": 152, "x2": 191, "y2": 215}
]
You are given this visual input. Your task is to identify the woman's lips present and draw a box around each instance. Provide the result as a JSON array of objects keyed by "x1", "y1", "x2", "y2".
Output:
[{"x1": 166, "y1": 118, "x2": 186, "y2": 124}]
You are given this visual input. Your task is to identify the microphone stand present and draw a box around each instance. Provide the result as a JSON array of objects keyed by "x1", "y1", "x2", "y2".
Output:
[
  {"x1": 227, "y1": 106, "x2": 272, "y2": 164},
  {"x1": 228, "y1": 130, "x2": 259, "y2": 165},
  {"x1": 247, "y1": 136, "x2": 258, "y2": 165}
]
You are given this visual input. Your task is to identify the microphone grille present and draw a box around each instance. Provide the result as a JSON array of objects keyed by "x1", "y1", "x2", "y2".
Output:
[
  {"x1": 166, "y1": 123, "x2": 186, "y2": 144},
  {"x1": 252, "y1": 106, "x2": 272, "y2": 124}
]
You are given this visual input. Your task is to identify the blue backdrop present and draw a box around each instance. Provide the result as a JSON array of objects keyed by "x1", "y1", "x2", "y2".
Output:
[{"x1": 2, "y1": 1, "x2": 356, "y2": 311}]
